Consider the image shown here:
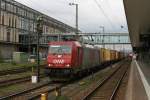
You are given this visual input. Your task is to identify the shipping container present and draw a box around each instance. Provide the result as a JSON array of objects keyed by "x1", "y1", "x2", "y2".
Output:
[
  {"x1": 115, "y1": 51, "x2": 119, "y2": 60},
  {"x1": 104, "y1": 49, "x2": 111, "y2": 62},
  {"x1": 100, "y1": 48, "x2": 105, "y2": 63},
  {"x1": 110, "y1": 50, "x2": 116, "y2": 61}
]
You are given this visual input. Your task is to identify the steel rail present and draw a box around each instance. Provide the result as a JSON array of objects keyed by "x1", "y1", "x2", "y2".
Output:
[
  {"x1": 0, "y1": 65, "x2": 45, "y2": 76},
  {"x1": 0, "y1": 81, "x2": 52, "y2": 100},
  {"x1": 109, "y1": 65, "x2": 129, "y2": 100},
  {"x1": 0, "y1": 74, "x2": 46, "y2": 87},
  {"x1": 0, "y1": 67, "x2": 31, "y2": 76},
  {"x1": 30, "y1": 60, "x2": 126, "y2": 100},
  {"x1": 82, "y1": 61, "x2": 129, "y2": 100},
  {"x1": 28, "y1": 83, "x2": 69, "y2": 100}
]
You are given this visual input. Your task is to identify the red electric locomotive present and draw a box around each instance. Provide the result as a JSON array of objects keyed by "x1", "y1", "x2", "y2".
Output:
[
  {"x1": 45, "y1": 41, "x2": 124, "y2": 80},
  {"x1": 45, "y1": 41, "x2": 100, "y2": 80}
]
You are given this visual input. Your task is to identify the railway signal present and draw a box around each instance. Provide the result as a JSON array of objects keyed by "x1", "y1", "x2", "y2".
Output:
[
  {"x1": 36, "y1": 16, "x2": 43, "y2": 83},
  {"x1": 37, "y1": 16, "x2": 43, "y2": 36}
]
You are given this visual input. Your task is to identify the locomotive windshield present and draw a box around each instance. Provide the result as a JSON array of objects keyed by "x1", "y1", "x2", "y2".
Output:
[{"x1": 49, "y1": 45, "x2": 72, "y2": 54}]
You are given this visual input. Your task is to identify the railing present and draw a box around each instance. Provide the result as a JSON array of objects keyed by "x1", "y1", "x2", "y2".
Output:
[{"x1": 19, "y1": 33, "x2": 131, "y2": 45}]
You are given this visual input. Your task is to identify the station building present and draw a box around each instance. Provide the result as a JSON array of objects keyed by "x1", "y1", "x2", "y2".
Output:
[{"x1": 0, "y1": 0, "x2": 76, "y2": 59}]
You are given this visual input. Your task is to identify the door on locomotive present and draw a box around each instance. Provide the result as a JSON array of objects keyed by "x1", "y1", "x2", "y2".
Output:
[
  {"x1": 77, "y1": 47, "x2": 83, "y2": 67},
  {"x1": 47, "y1": 44, "x2": 72, "y2": 68}
]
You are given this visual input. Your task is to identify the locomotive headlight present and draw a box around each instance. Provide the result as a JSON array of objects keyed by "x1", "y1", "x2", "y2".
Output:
[
  {"x1": 48, "y1": 64, "x2": 52, "y2": 67},
  {"x1": 66, "y1": 64, "x2": 70, "y2": 67}
]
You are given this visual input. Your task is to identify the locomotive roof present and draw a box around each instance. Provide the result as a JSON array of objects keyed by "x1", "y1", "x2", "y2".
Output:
[{"x1": 48, "y1": 41, "x2": 82, "y2": 47}]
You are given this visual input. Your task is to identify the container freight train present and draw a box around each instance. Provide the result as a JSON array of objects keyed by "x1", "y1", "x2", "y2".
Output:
[{"x1": 45, "y1": 41, "x2": 124, "y2": 80}]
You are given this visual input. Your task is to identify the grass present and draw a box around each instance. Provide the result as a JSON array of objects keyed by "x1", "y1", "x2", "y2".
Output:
[
  {"x1": 78, "y1": 76, "x2": 101, "y2": 91},
  {"x1": 0, "y1": 72, "x2": 47, "y2": 96},
  {"x1": 0, "y1": 83, "x2": 23, "y2": 92},
  {"x1": 0, "y1": 83, "x2": 25, "y2": 96},
  {"x1": 55, "y1": 96, "x2": 70, "y2": 100},
  {"x1": 0, "y1": 71, "x2": 33, "y2": 81},
  {"x1": 77, "y1": 68, "x2": 112, "y2": 91}
]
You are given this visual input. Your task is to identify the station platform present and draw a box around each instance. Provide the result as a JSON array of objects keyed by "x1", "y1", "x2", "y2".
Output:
[{"x1": 125, "y1": 60, "x2": 150, "y2": 100}]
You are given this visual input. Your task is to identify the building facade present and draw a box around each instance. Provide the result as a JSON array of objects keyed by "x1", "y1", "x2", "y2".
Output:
[{"x1": 0, "y1": 0, "x2": 76, "y2": 59}]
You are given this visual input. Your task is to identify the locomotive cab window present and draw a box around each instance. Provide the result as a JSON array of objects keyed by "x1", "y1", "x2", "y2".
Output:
[{"x1": 49, "y1": 45, "x2": 72, "y2": 54}]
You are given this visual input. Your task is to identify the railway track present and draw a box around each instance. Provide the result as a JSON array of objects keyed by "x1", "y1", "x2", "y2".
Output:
[
  {"x1": 0, "y1": 81, "x2": 70, "y2": 100},
  {"x1": 29, "y1": 60, "x2": 127, "y2": 100},
  {"x1": 0, "y1": 67, "x2": 31, "y2": 76},
  {"x1": 0, "y1": 77, "x2": 70, "y2": 100},
  {"x1": 82, "y1": 60, "x2": 130, "y2": 100},
  {"x1": 0, "y1": 65, "x2": 45, "y2": 76},
  {"x1": 0, "y1": 60, "x2": 129, "y2": 100},
  {"x1": 0, "y1": 81, "x2": 54, "y2": 100},
  {"x1": 109, "y1": 68, "x2": 129, "y2": 100},
  {"x1": 28, "y1": 83, "x2": 68, "y2": 100},
  {"x1": 0, "y1": 74, "x2": 46, "y2": 88}
]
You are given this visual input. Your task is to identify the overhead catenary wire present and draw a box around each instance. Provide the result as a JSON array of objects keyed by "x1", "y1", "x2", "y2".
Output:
[
  {"x1": 105, "y1": 0, "x2": 128, "y2": 30},
  {"x1": 17, "y1": 0, "x2": 125, "y2": 33},
  {"x1": 93, "y1": 0, "x2": 118, "y2": 31},
  {"x1": 105, "y1": 0, "x2": 121, "y2": 26},
  {"x1": 18, "y1": 0, "x2": 75, "y2": 28}
]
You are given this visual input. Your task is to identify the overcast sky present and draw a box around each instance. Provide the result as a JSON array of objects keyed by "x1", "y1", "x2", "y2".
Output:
[{"x1": 15, "y1": 0, "x2": 128, "y2": 33}]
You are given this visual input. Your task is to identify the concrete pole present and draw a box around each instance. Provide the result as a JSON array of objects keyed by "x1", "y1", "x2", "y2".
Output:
[{"x1": 76, "y1": 4, "x2": 78, "y2": 35}]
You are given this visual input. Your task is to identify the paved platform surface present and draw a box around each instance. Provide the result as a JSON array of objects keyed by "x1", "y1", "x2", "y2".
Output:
[
  {"x1": 125, "y1": 60, "x2": 149, "y2": 100},
  {"x1": 138, "y1": 60, "x2": 150, "y2": 87}
]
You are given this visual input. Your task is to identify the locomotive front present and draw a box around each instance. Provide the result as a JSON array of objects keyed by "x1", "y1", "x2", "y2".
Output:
[
  {"x1": 47, "y1": 44, "x2": 72, "y2": 68},
  {"x1": 45, "y1": 42, "x2": 74, "y2": 80}
]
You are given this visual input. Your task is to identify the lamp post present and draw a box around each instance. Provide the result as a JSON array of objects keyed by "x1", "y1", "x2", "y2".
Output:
[
  {"x1": 69, "y1": 3, "x2": 78, "y2": 38},
  {"x1": 100, "y1": 26, "x2": 104, "y2": 34},
  {"x1": 100, "y1": 26, "x2": 105, "y2": 48}
]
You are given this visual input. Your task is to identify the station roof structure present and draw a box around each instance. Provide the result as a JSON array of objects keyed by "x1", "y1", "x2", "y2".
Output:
[{"x1": 123, "y1": 0, "x2": 150, "y2": 48}]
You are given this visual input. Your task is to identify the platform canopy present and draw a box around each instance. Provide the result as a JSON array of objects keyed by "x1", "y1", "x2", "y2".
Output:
[{"x1": 123, "y1": 0, "x2": 150, "y2": 48}]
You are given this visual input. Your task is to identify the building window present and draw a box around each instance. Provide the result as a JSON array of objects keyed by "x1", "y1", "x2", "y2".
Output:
[
  {"x1": 6, "y1": 3, "x2": 11, "y2": 11},
  {"x1": 8, "y1": 17, "x2": 11, "y2": 27},
  {"x1": 15, "y1": 19, "x2": 17, "y2": 28},
  {"x1": 2, "y1": 15, "x2": 4, "y2": 25},
  {"x1": 12, "y1": 16, "x2": 14, "y2": 27},
  {"x1": 46, "y1": 26, "x2": 48, "y2": 33},
  {"x1": 7, "y1": 28, "x2": 11, "y2": 42},
  {"x1": 1, "y1": 0, "x2": 6, "y2": 9},
  {"x1": 13, "y1": 6, "x2": 17, "y2": 13}
]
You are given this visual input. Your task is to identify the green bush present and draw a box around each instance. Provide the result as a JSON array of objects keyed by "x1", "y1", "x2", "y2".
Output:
[
  {"x1": 0, "y1": 51, "x2": 4, "y2": 63},
  {"x1": 0, "y1": 58, "x2": 4, "y2": 63},
  {"x1": 11, "y1": 61, "x2": 17, "y2": 65}
]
